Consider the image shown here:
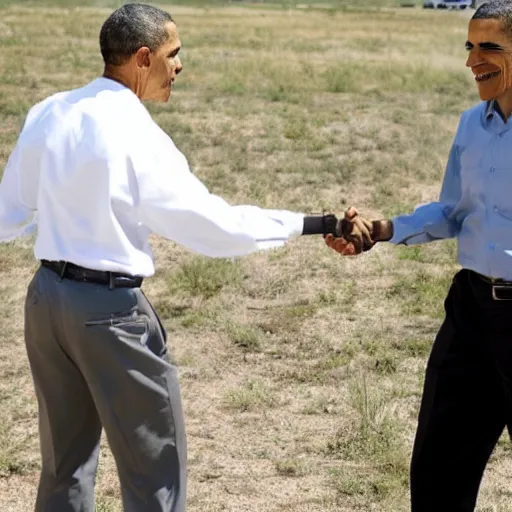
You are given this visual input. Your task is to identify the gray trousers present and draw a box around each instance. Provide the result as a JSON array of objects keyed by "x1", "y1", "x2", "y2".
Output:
[{"x1": 24, "y1": 265, "x2": 187, "y2": 512}]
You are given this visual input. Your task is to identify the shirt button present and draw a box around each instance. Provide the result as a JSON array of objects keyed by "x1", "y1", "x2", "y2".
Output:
[
  {"x1": 494, "y1": 206, "x2": 499, "y2": 213},
  {"x1": 490, "y1": 167, "x2": 495, "y2": 173},
  {"x1": 490, "y1": 243, "x2": 496, "y2": 250}
]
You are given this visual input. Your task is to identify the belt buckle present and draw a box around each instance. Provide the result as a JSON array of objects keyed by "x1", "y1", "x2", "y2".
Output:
[{"x1": 491, "y1": 283, "x2": 512, "y2": 300}]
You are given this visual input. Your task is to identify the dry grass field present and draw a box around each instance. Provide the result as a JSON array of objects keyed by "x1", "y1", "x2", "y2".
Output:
[{"x1": 1, "y1": 1, "x2": 511, "y2": 511}]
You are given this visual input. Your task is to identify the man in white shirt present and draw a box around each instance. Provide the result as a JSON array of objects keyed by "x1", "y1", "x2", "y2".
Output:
[{"x1": 0, "y1": 4, "x2": 347, "y2": 511}]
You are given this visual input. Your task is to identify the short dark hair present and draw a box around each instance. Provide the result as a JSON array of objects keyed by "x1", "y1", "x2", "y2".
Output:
[
  {"x1": 100, "y1": 3, "x2": 174, "y2": 66},
  {"x1": 473, "y1": 0, "x2": 512, "y2": 39}
]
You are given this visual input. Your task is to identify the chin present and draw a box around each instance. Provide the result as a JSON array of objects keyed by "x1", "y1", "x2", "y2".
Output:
[
  {"x1": 154, "y1": 93, "x2": 170, "y2": 102},
  {"x1": 477, "y1": 88, "x2": 504, "y2": 102},
  {"x1": 160, "y1": 89, "x2": 172, "y2": 102},
  {"x1": 143, "y1": 89, "x2": 171, "y2": 103},
  {"x1": 478, "y1": 92, "x2": 495, "y2": 101}
]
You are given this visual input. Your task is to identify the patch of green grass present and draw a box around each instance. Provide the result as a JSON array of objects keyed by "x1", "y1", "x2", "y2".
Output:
[
  {"x1": 321, "y1": 62, "x2": 472, "y2": 96},
  {"x1": 95, "y1": 498, "x2": 120, "y2": 512},
  {"x1": 391, "y1": 335, "x2": 432, "y2": 358},
  {"x1": 0, "y1": 99, "x2": 32, "y2": 121},
  {"x1": 301, "y1": 394, "x2": 337, "y2": 415},
  {"x1": 242, "y1": 274, "x2": 293, "y2": 300},
  {"x1": 386, "y1": 269, "x2": 452, "y2": 319},
  {"x1": 277, "y1": 365, "x2": 330, "y2": 385},
  {"x1": 223, "y1": 379, "x2": 278, "y2": 412},
  {"x1": 225, "y1": 322, "x2": 264, "y2": 352},
  {"x1": 274, "y1": 458, "x2": 309, "y2": 477},
  {"x1": 396, "y1": 240, "x2": 458, "y2": 265},
  {"x1": 178, "y1": 307, "x2": 223, "y2": 330},
  {"x1": 323, "y1": 66, "x2": 361, "y2": 94},
  {"x1": 326, "y1": 373, "x2": 409, "y2": 501},
  {"x1": 373, "y1": 355, "x2": 398, "y2": 375},
  {"x1": 167, "y1": 257, "x2": 244, "y2": 299},
  {"x1": 397, "y1": 246, "x2": 431, "y2": 263},
  {"x1": 376, "y1": 64, "x2": 471, "y2": 95},
  {"x1": 151, "y1": 299, "x2": 191, "y2": 322},
  {"x1": 0, "y1": 238, "x2": 36, "y2": 271},
  {"x1": 283, "y1": 118, "x2": 312, "y2": 141},
  {"x1": 331, "y1": 464, "x2": 409, "y2": 502},
  {"x1": 315, "y1": 353, "x2": 351, "y2": 372},
  {"x1": 0, "y1": 420, "x2": 35, "y2": 478},
  {"x1": 255, "y1": 300, "x2": 319, "y2": 339}
]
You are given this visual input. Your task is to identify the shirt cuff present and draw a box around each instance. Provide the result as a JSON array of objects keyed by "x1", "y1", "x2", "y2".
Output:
[
  {"x1": 389, "y1": 222, "x2": 418, "y2": 245},
  {"x1": 255, "y1": 209, "x2": 305, "y2": 240},
  {"x1": 389, "y1": 217, "x2": 402, "y2": 245},
  {"x1": 287, "y1": 212, "x2": 305, "y2": 238}
]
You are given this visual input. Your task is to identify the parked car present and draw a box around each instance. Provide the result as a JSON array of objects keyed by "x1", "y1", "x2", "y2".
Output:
[{"x1": 423, "y1": 0, "x2": 472, "y2": 8}]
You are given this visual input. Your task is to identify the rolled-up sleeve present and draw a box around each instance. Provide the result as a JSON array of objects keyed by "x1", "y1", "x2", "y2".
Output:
[
  {"x1": 135, "y1": 148, "x2": 304, "y2": 258},
  {"x1": 390, "y1": 142, "x2": 462, "y2": 246}
]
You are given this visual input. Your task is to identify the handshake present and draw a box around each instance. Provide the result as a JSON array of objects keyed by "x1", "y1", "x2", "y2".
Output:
[{"x1": 324, "y1": 206, "x2": 394, "y2": 256}]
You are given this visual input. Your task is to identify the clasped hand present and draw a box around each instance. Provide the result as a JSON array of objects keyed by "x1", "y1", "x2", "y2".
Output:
[{"x1": 325, "y1": 206, "x2": 393, "y2": 256}]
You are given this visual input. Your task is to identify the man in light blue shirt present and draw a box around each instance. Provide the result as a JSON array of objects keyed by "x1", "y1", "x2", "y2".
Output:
[{"x1": 327, "y1": 1, "x2": 512, "y2": 510}]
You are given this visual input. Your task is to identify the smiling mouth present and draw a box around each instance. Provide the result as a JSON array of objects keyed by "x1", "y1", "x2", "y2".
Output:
[{"x1": 475, "y1": 70, "x2": 501, "y2": 82}]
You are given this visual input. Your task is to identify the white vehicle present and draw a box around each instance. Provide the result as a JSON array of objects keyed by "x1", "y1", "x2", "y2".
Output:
[{"x1": 423, "y1": 0, "x2": 472, "y2": 9}]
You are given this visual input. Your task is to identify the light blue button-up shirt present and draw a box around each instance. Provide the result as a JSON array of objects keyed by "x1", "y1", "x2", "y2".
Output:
[{"x1": 390, "y1": 100, "x2": 512, "y2": 279}]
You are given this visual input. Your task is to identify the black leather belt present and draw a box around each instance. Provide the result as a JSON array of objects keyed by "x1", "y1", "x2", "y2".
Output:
[
  {"x1": 41, "y1": 260, "x2": 143, "y2": 289},
  {"x1": 471, "y1": 271, "x2": 512, "y2": 301}
]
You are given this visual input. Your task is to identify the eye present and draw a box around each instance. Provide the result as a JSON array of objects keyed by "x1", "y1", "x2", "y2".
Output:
[{"x1": 479, "y1": 43, "x2": 505, "y2": 52}]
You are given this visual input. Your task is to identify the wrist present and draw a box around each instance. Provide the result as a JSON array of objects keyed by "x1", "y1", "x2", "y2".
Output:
[
  {"x1": 302, "y1": 214, "x2": 337, "y2": 236},
  {"x1": 372, "y1": 219, "x2": 393, "y2": 242}
]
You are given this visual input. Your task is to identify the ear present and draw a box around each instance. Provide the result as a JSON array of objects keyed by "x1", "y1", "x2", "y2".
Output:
[{"x1": 135, "y1": 47, "x2": 151, "y2": 69}]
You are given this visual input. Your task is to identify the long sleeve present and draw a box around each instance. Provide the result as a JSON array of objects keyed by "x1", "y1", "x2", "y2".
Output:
[
  {"x1": 0, "y1": 143, "x2": 37, "y2": 242},
  {"x1": 389, "y1": 142, "x2": 462, "y2": 246},
  {"x1": 135, "y1": 148, "x2": 304, "y2": 258}
]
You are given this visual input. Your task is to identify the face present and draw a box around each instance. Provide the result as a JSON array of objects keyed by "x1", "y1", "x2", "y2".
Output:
[
  {"x1": 466, "y1": 18, "x2": 512, "y2": 101},
  {"x1": 136, "y1": 22, "x2": 182, "y2": 102}
]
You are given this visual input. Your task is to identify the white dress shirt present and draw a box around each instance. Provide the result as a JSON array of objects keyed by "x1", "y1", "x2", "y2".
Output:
[{"x1": 0, "y1": 78, "x2": 304, "y2": 277}]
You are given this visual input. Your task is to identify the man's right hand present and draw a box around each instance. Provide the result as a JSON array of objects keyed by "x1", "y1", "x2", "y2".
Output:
[{"x1": 325, "y1": 206, "x2": 393, "y2": 256}]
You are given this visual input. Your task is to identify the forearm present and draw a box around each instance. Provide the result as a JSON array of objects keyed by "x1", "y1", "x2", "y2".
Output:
[
  {"x1": 389, "y1": 202, "x2": 459, "y2": 246},
  {"x1": 141, "y1": 201, "x2": 308, "y2": 258},
  {"x1": 138, "y1": 158, "x2": 338, "y2": 256}
]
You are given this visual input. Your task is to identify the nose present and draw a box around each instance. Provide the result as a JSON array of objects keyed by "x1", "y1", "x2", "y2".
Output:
[
  {"x1": 175, "y1": 55, "x2": 183, "y2": 75},
  {"x1": 466, "y1": 48, "x2": 482, "y2": 69}
]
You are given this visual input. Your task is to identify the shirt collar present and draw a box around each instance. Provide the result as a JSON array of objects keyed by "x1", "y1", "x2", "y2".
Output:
[
  {"x1": 484, "y1": 99, "x2": 506, "y2": 124},
  {"x1": 94, "y1": 76, "x2": 131, "y2": 92},
  {"x1": 88, "y1": 77, "x2": 142, "y2": 105}
]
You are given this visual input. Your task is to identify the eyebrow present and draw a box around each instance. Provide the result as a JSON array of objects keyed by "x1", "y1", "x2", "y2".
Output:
[{"x1": 465, "y1": 41, "x2": 505, "y2": 51}]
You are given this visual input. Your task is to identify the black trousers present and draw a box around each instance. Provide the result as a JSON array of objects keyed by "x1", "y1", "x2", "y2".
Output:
[{"x1": 411, "y1": 268, "x2": 512, "y2": 511}]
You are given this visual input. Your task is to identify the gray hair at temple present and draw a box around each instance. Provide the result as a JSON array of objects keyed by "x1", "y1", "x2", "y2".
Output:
[
  {"x1": 473, "y1": 0, "x2": 512, "y2": 39},
  {"x1": 100, "y1": 3, "x2": 174, "y2": 66}
]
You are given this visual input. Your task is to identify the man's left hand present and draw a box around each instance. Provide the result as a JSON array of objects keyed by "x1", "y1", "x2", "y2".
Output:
[{"x1": 325, "y1": 206, "x2": 375, "y2": 255}]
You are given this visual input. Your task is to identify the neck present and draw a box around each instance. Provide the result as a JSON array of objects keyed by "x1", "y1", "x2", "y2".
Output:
[
  {"x1": 496, "y1": 89, "x2": 512, "y2": 120},
  {"x1": 103, "y1": 66, "x2": 136, "y2": 95}
]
